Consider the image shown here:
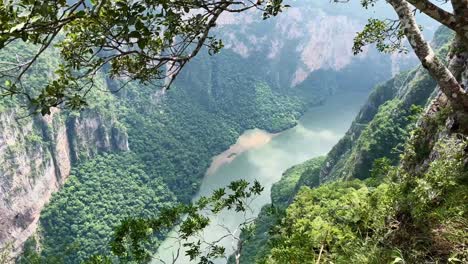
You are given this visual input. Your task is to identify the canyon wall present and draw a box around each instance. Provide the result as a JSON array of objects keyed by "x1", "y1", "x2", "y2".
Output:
[
  {"x1": 0, "y1": 108, "x2": 128, "y2": 257},
  {"x1": 0, "y1": 1, "x2": 434, "y2": 259}
]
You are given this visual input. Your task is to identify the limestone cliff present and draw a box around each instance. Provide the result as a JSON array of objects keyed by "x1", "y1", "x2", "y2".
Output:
[
  {"x1": 0, "y1": 108, "x2": 128, "y2": 257},
  {"x1": 216, "y1": 4, "x2": 421, "y2": 89}
]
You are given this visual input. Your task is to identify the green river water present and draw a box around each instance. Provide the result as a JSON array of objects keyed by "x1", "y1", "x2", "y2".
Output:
[{"x1": 155, "y1": 90, "x2": 370, "y2": 263}]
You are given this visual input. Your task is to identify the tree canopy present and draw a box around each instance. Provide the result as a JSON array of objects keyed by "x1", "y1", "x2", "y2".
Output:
[
  {"x1": 0, "y1": 0, "x2": 287, "y2": 114},
  {"x1": 1, "y1": 0, "x2": 468, "y2": 114}
]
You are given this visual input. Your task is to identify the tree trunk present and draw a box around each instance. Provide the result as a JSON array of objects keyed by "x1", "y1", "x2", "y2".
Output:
[
  {"x1": 451, "y1": 0, "x2": 468, "y2": 46},
  {"x1": 448, "y1": 36, "x2": 468, "y2": 83},
  {"x1": 387, "y1": 0, "x2": 468, "y2": 110},
  {"x1": 428, "y1": 36, "x2": 468, "y2": 114}
]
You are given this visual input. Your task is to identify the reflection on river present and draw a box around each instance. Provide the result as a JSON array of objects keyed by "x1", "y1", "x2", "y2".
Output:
[{"x1": 154, "y1": 90, "x2": 369, "y2": 263}]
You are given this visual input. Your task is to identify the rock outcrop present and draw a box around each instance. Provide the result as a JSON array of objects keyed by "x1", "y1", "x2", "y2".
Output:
[
  {"x1": 0, "y1": 108, "x2": 128, "y2": 258},
  {"x1": 216, "y1": 4, "x2": 422, "y2": 88},
  {"x1": 318, "y1": 26, "x2": 460, "y2": 183}
]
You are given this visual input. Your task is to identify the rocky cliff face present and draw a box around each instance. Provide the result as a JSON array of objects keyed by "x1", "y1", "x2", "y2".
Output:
[
  {"x1": 318, "y1": 27, "x2": 455, "y2": 183},
  {"x1": 218, "y1": 7, "x2": 371, "y2": 86},
  {"x1": 216, "y1": 5, "x2": 421, "y2": 89},
  {"x1": 0, "y1": 108, "x2": 128, "y2": 257}
]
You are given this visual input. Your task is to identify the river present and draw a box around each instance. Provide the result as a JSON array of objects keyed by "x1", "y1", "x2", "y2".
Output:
[{"x1": 154, "y1": 90, "x2": 369, "y2": 263}]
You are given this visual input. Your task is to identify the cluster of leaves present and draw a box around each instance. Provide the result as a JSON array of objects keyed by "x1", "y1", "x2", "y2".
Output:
[
  {"x1": 353, "y1": 18, "x2": 407, "y2": 55},
  {"x1": 261, "y1": 180, "x2": 395, "y2": 263},
  {"x1": 33, "y1": 153, "x2": 177, "y2": 263},
  {"x1": 258, "y1": 133, "x2": 467, "y2": 263},
  {"x1": 0, "y1": 0, "x2": 288, "y2": 114},
  {"x1": 100, "y1": 179, "x2": 264, "y2": 263}
]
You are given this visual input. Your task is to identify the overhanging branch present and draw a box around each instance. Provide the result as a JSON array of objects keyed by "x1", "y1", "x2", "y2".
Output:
[
  {"x1": 406, "y1": 0, "x2": 458, "y2": 29},
  {"x1": 388, "y1": 0, "x2": 468, "y2": 109}
]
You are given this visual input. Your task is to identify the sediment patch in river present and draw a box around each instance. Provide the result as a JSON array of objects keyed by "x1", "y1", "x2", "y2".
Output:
[{"x1": 206, "y1": 129, "x2": 277, "y2": 175}]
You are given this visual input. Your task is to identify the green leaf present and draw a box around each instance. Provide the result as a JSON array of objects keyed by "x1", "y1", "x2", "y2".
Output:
[
  {"x1": 128, "y1": 31, "x2": 141, "y2": 39},
  {"x1": 75, "y1": 10, "x2": 86, "y2": 18},
  {"x1": 10, "y1": 22, "x2": 25, "y2": 33}
]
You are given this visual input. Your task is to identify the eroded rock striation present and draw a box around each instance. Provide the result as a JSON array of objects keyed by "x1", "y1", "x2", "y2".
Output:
[{"x1": 0, "y1": 108, "x2": 128, "y2": 257}]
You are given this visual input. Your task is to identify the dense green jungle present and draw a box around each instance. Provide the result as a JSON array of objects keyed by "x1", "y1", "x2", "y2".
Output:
[{"x1": 0, "y1": 1, "x2": 467, "y2": 264}]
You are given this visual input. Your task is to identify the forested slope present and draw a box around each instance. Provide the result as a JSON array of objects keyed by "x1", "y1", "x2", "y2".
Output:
[
  {"x1": 10, "y1": 38, "x2": 393, "y2": 264},
  {"x1": 319, "y1": 26, "x2": 454, "y2": 182},
  {"x1": 2, "y1": 3, "x2": 419, "y2": 262},
  {"x1": 239, "y1": 26, "x2": 467, "y2": 263}
]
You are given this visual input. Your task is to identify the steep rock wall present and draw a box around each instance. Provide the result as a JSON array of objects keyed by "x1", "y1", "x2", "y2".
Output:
[
  {"x1": 319, "y1": 27, "x2": 454, "y2": 182},
  {"x1": 0, "y1": 109, "x2": 128, "y2": 257},
  {"x1": 216, "y1": 5, "x2": 419, "y2": 89}
]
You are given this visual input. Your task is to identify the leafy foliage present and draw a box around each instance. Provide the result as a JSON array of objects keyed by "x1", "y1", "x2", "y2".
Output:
[
  {"x1": 259, "y1": 130, "x2": 467, "y2": 264},
  {"x1": 0, "y1": 0, "x2": 287, "y2": 113},
  {"x1": 353, "y1": 18, "x2": 406, "y2": 54},
  {"x1": 262, "y1": 180, "x2": 395, "y2": 263},
  {"x1": 37, "y1": 153, "x2": 176, "y2": 263},
  {"x1": 105, "y1": 180, "x2": 264, "y2": 263}
]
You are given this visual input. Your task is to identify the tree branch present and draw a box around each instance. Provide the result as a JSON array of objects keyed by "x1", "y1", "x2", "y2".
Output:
[
  {"x1": 406, "y1": 0, "x2": 458, "y2": 29},
  {"x1": 388, "y1": 0, "x2": 468, "y2": 109}
]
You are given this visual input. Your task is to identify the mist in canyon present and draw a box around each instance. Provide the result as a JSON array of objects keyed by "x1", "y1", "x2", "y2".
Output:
[{"x1": 3, "y1": 1, "x2": 463, "y2": 264}]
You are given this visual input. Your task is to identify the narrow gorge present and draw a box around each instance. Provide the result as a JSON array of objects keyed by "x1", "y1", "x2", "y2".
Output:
[
  {"x1": 0, "y1": 1, "x2": 466, "y2": 264},
  {"x1": 1, "y1": 4, "x2": 400, "y2": 260}
]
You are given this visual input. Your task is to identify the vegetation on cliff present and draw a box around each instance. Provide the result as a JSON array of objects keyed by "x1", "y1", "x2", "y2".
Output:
[
  {"x1": 38, "y1": 153, "x2": 176, "y2": 263},
  {"x1": 2, "y1": 0, "x2": 468, "y2": 263},
  {"x1": 238, "y1": 21, "x2": 468, "y2": 263},
  {"x1": 259, "y1": 116, "x2": 467, "y2": 263}
]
